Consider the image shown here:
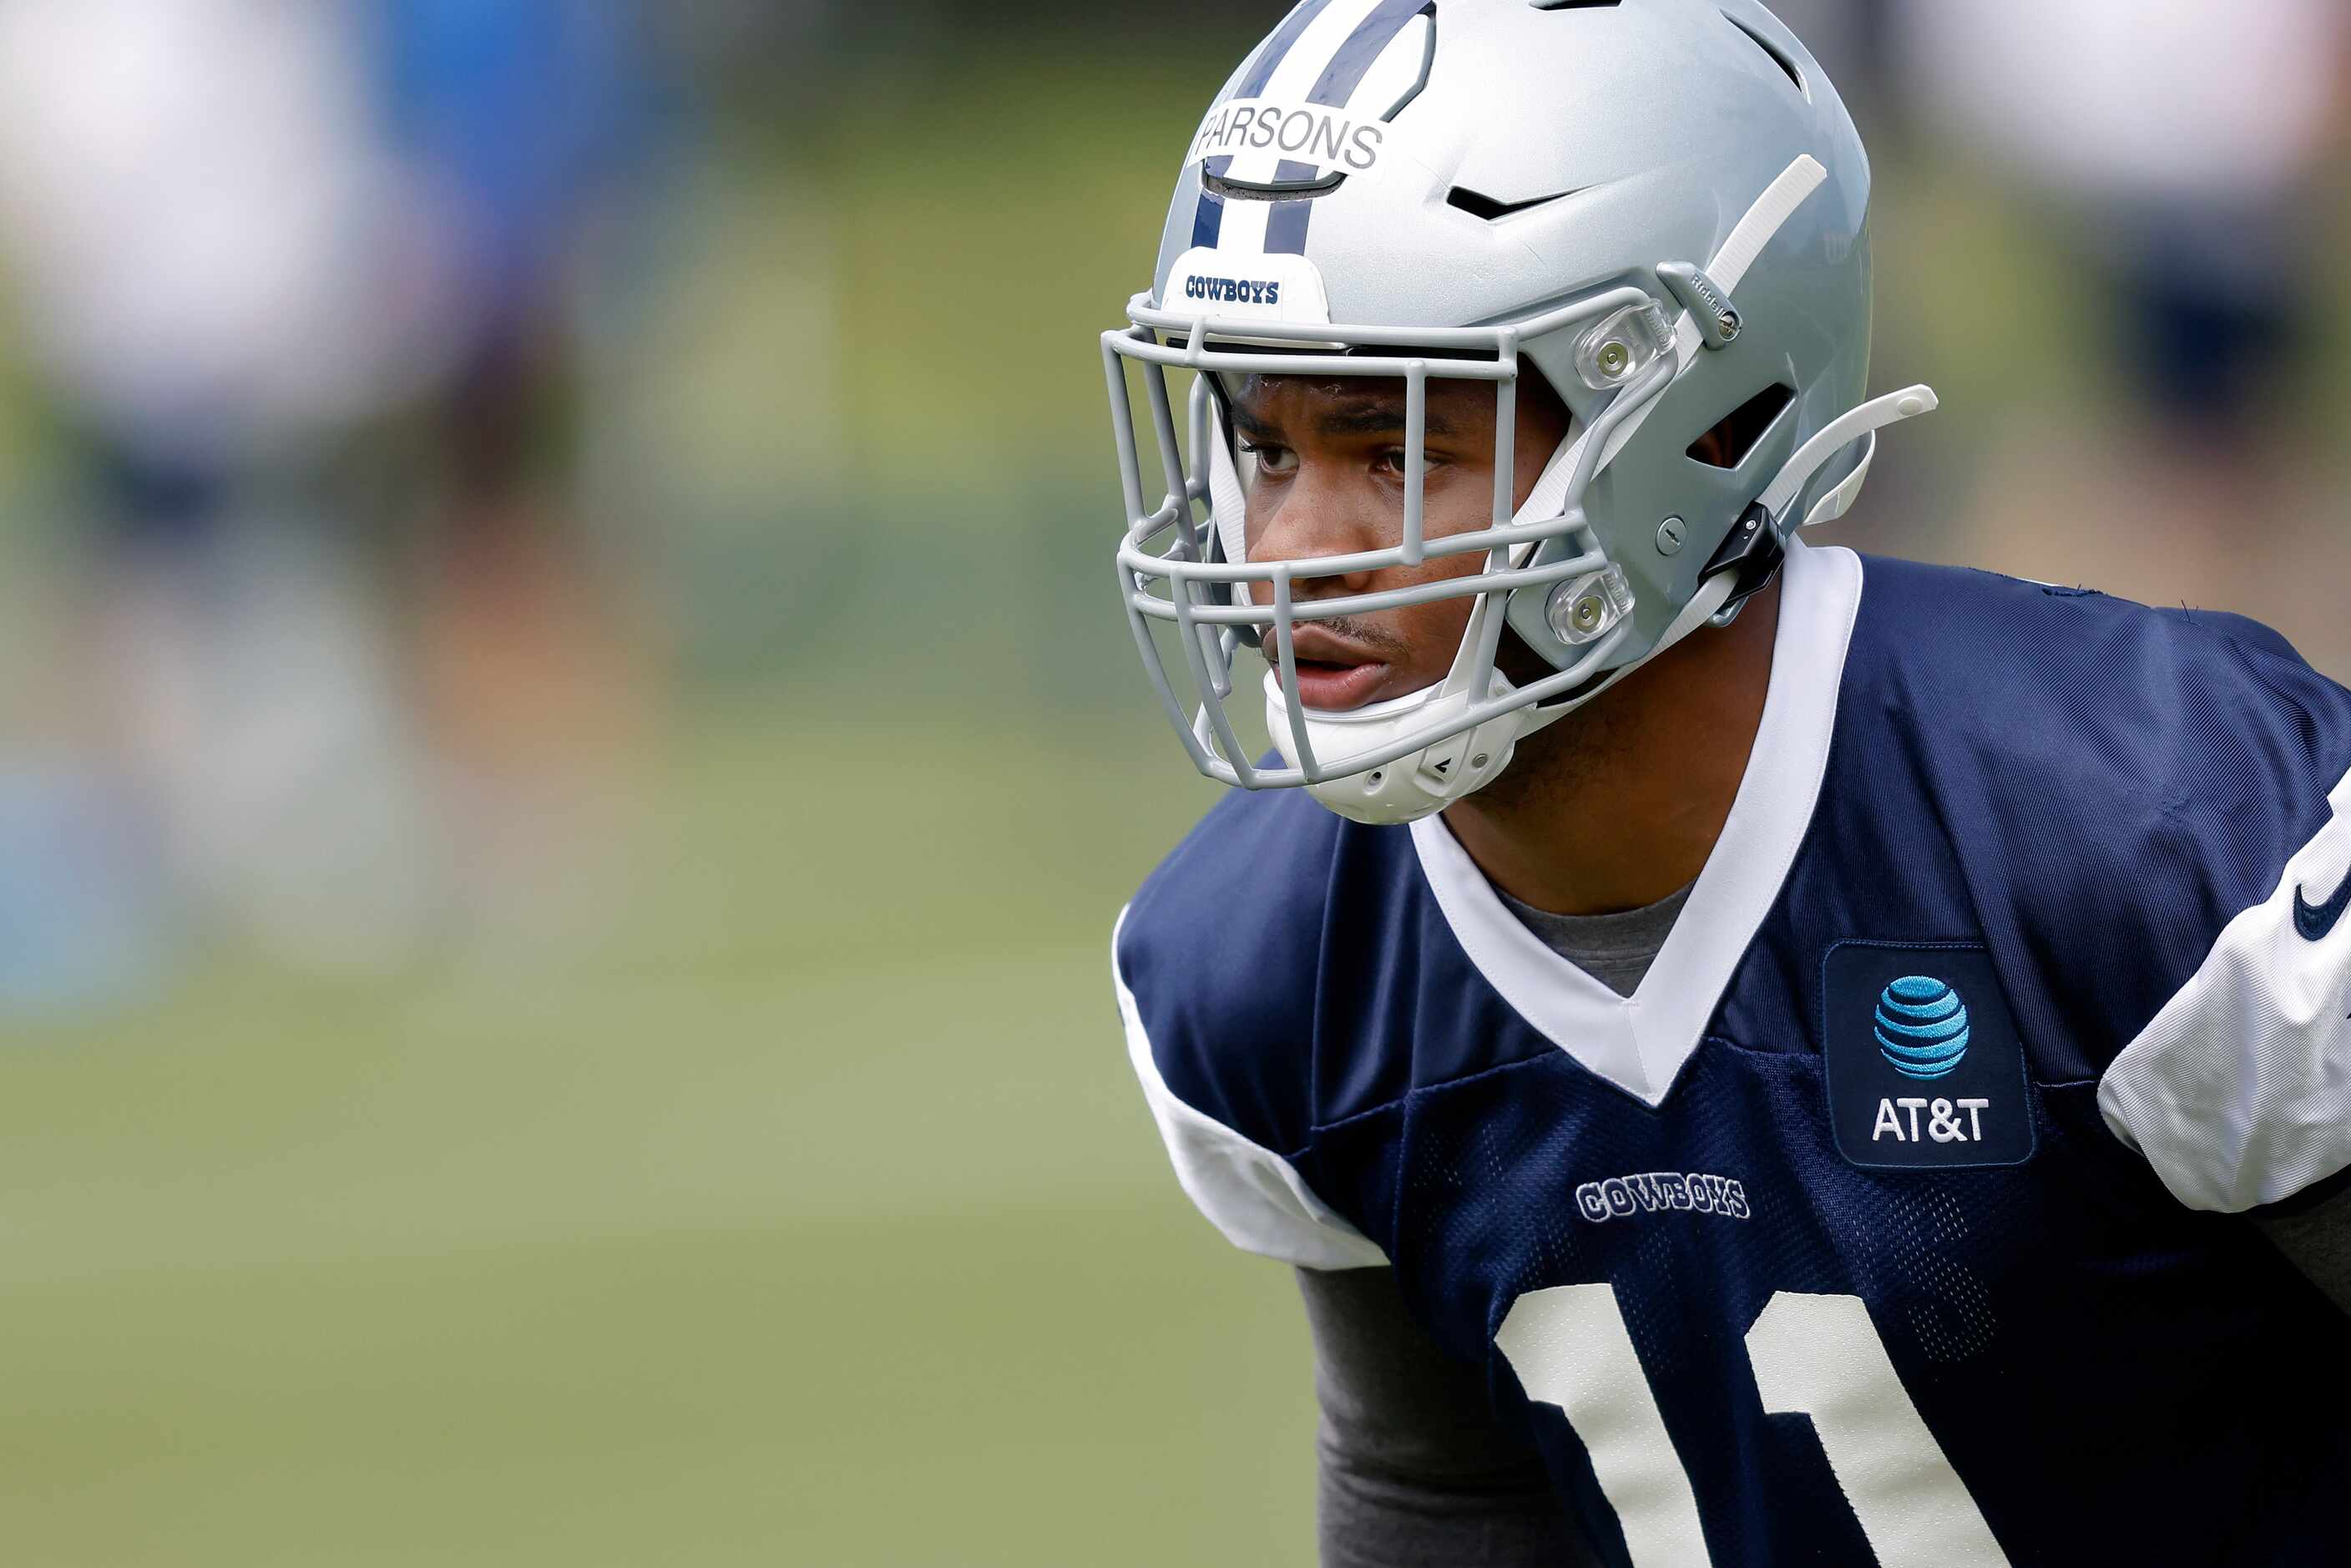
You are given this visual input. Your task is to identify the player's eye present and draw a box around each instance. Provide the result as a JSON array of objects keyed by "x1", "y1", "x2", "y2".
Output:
[
  {"x1": 1241, "y1": 441, "x2": 1297, "y2": 477},
  {"x1": 1376, "y1": 448, "x2": 1440, "y2": 478}
]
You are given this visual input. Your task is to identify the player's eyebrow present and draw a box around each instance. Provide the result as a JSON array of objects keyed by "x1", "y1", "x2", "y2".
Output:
[
  {"x1": 1229, "y1": 396, "x2": 1460, "y2": 441},
  {"x1": 1227, "y1": 402, "x2": 1282, "y2": 443}
]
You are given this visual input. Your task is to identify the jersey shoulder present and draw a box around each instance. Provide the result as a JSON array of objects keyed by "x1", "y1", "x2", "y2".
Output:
[
  {"x1": 1847, "y1": 551, "x2": 2335, "y2": 738},
  {"x1": 1840, "y1": 556, "x2": 2351, "y2": 906},
  {"x1": 1837, "y1": 557, "x2": 2351, "y2": 1211},
  {"x1": 1117, "y1": 782, "x2": 1349, "y2": 1156},
  {"x1": 1113, "y1": 784, "x2": 1404, "y2": 1267},
  {"x1": 1838, "y1": 553, "x2": 2351, "y2": 981}
]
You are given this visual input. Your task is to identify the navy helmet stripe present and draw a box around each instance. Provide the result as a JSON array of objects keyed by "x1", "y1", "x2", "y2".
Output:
[
  {"x1": 1195, "y1": 0, "x2": 1339, "y2": 250},
  {"x1": 1191, "y1": 0, "x2": 1429, "y2": 260},
  {"x1": 1264, "y1": 161, "x2": 1320, "y2": 255},
  {"x1": 1237, "y1": 0, "x2": 1344, "y2": 99},
  {"x1": 1307, "y1": 0, "x2": 1430, "y2": 107},
  {"x1": 1274, "y1": 2, "x2": 1428, "y2": 255},
  {"x1": 1191, "y1": 160, "x2": 1231, "y2": 250}
]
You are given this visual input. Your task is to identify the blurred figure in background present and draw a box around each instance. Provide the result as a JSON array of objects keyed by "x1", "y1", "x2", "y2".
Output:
[
  {"x1": 1891, "y1": 0, "x2": 2349, "y2": 659},
  {"x1": 372, "y1": 0, "x2": 671, "y2": 949},
  {"x1": 0, "y1": 0, "x2": 672, "y2": 994},
  {"x1": 0, "y1": 0, "x2": 447, "y2": 984}
]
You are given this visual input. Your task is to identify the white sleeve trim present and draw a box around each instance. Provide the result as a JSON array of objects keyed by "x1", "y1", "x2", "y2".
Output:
[
  {"x1": 2097, "y1": 764, "x2": 2351, "y2": 1213},
  {"x1": 1111, "y1": 908, "x2": 1388, "y2": 1271}
]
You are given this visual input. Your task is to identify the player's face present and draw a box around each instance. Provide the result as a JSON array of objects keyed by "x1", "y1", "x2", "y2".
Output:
[{"x1": 1230, "y1": 371, "x2": 1571, "y2": 711}]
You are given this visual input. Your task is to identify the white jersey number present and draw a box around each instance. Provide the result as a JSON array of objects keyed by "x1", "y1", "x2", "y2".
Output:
[{"x1": 1494, "y1": 1286, "x2": 2008, "y2": 1566}]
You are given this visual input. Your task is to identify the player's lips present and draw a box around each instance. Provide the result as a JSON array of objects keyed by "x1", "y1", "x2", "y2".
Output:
[{"x1": 1277, "y1": 626, "x2": 1392, "y2": 712}]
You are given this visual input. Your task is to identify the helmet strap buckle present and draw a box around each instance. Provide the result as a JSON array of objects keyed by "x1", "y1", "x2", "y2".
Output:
[{"x1": 1701, "y1": 500, "x2": 1786, "y2": 626}]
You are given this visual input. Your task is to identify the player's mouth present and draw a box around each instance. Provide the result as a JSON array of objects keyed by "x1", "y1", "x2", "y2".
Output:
[{"x1": 1278, "y1": 626, "x2": 1393, "y2": 712}]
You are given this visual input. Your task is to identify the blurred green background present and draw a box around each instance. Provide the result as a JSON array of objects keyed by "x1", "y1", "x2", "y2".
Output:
[{"x1": 0, "y1": 3, "x2": 2342, "y2": 1563}]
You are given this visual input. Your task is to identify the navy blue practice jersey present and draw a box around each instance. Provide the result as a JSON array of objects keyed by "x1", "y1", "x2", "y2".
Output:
[{"x1": 1113, "y1": 542, "x2": 2351, "y2": 1566}]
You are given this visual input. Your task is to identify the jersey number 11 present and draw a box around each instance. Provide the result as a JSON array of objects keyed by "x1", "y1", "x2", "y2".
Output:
[{"x1": 1496, "y1": 1286, "x2": 2009, "y2": 1565}]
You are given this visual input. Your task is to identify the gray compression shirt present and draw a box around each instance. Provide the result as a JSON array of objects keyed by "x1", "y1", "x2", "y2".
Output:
[
  {"x1": 1493, "y1": 883, "x2": 1693, "y2": 1000},
  {"x1": 1300, "y1": 881, "x2": 2351, "y2": 1568}
]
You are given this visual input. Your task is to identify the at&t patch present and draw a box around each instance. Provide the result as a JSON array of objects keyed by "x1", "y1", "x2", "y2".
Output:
[{"x1": 1821, "y1": 942, "x2": 2035, "y2": 1170}]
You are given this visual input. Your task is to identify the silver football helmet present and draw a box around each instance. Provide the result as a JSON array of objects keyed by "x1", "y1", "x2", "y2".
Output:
[{"x1": 1103, "y1": 0, "x2": 1935, "y2": 824}]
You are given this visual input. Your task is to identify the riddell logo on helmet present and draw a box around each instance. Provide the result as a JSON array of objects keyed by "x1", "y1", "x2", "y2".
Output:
[{"x1": 1185, "y1": 274, "x2": 1282, "y2": 306}]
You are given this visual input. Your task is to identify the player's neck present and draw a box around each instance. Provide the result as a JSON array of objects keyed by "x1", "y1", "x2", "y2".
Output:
[{"x1": 1440, "y1": 574, "x2": 1782, "y2": 918}]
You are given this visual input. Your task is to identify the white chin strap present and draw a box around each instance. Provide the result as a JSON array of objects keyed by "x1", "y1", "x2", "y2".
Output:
[{"x1": 1245, "y1": 382, "x2": 1936, "y2": 828}]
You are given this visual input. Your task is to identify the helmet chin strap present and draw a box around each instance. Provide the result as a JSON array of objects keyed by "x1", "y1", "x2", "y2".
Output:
[{"x1": 1764, "y1": 385, "x2": 1937, "y2": 531}]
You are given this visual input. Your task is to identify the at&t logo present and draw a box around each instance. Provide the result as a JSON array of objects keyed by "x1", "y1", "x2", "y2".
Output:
[{"x1": 1869, "y1": 975, "x2": 1991, "y2": 1146}]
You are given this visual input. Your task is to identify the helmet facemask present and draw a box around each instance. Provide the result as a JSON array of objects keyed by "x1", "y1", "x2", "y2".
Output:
[{"x1": 1106, "y1": 286, "x2": 1716, "y2": 826}]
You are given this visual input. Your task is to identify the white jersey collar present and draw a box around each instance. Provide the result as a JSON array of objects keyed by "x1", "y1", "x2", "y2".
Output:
[{"x1": 1408, "y1": 541, "x2": 1863, "y2": 1106}]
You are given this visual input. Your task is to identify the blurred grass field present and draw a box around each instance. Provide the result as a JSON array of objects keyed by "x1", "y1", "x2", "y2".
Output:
[
  {"x1": 0, "y1": 48, "x2": 1325, "y2": 1563},
  {"x1": 0, "y1": 19, "x2": 2342, "y2": 1568},
  {"x1": 0, "y1": 703, "x2": 1326, "y2": 1566}
]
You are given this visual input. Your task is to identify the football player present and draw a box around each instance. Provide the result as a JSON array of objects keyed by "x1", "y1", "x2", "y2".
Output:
[{"x1": 1100, "y1": 3, "x2": 2351, "y2": 1564}]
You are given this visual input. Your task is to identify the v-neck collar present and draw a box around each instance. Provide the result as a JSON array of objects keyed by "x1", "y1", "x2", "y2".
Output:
[{"x1": 1408, "y1": 541, "x2": 1863, "y2": 1107}]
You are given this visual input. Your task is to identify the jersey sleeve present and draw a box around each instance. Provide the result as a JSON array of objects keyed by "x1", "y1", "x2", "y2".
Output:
[
  {"x1": 2096, "y1": 645, "x2": 2351, "y2": 1215},
  {"x1": 1112, "y1": 908, "x2": 1387, "y2": 1270}
]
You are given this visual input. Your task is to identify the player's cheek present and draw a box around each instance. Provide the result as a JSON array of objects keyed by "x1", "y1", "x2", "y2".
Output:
[{"x1": 1393, "y1": 574, "x2": 1478, "y2": 675}]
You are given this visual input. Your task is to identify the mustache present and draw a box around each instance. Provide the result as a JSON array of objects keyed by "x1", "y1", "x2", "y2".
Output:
[{"x1": 1260, "y1": 615, "x2": 1410, "y2": 661}]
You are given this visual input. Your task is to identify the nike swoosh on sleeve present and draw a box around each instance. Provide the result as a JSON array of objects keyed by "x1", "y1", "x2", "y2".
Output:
[{"x1": 2293, "y1": 865, "x2": 2351, "y2": 942}]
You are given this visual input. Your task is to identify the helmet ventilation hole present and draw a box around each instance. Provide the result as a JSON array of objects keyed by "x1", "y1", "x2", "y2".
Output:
[
  {"x1": 1722, "y1": 13, "x2": 1807, "y2": 98},
  {"x1": 1206, "y1": 169, "x2": 1348, "y2": 203},
  {"x1": 1447, "y1": 185, "x2": 1578, "y2": 222},
  {"x1": 1688, "y1": 384, "x2": 1796, "y2": 469},
  {"x1": 1529, "y1": 0, "x2": 1620, "y2": 9}
]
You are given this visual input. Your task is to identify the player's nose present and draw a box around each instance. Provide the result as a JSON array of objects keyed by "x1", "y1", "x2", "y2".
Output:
[{"x1": 1245, "y1": 471, "x2": 1384, "y2": 597}]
